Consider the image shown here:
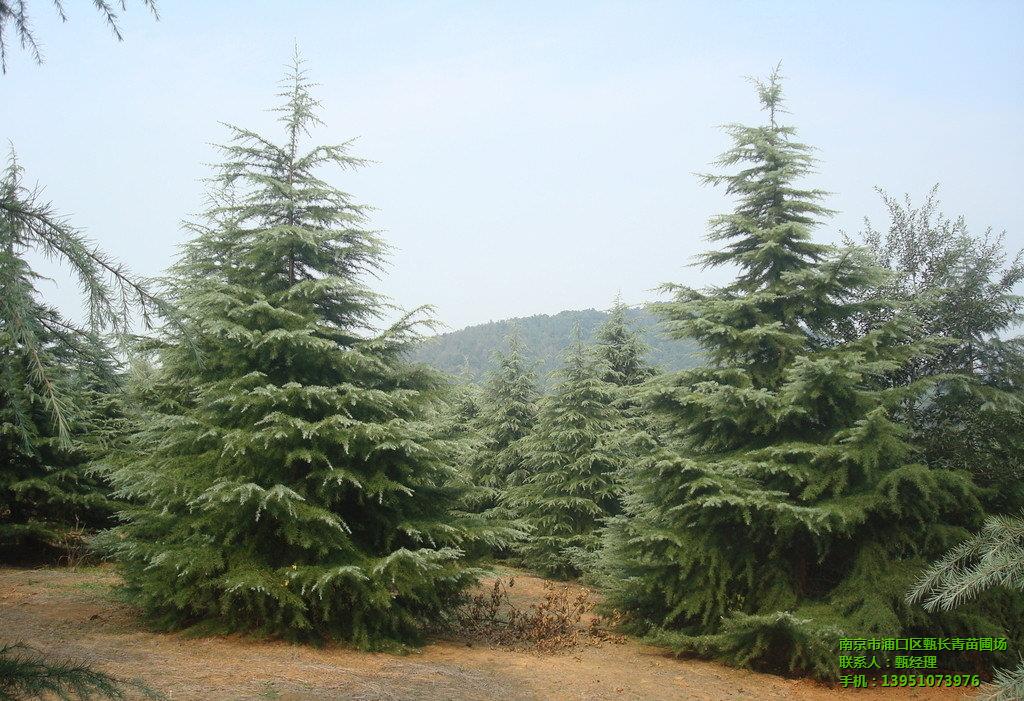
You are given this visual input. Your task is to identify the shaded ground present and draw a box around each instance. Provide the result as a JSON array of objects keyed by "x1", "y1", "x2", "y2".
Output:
[{"x1": 2, "y1": 566, "x2": 970, "y2": 700}]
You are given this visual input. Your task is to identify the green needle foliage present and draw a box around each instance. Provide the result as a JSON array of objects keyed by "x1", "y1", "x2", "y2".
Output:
[
  {"x1": 431, "y1": 366, "x2": 483, "y2": 448},
  {"x1": 592, "y1": 297, "x2": 660, "y2": 463},
  {"x1": 0, "y1": 0, "x2": 159, "y2": 73},
  {"x1": 0, "y1": 343, "x2": 122, "y2": 562},
  {"x1": 909, "y1": 513, "x2": 1024, "y2": 613},
  {"x1": 1, "y1": 152, "x2": 154, "y2": 561},
  {"x1": 462, "y1": 332, "x2": 539, "y2": 557},
  {"x1": 0, "y1": 643, "x2": 130, "y2": 700},
  {"x1": 470, "y1": 331, "x2": 540, "y2": 496},
  {"x1": 594, "y1": 299, "x2": 657, "y2": 390},
  {"x1": 597, "y1": 67, "x2": 1008, "y2": 678},
  {"x1": 908, "y1": 513, "x2": 1024, "y2": 701},
  {"x1": 101, "y1": 54, "x2": 489, "y2": 648},
  {"x1": 430, "y1": 377, "x2": 483, "y2": 501},
  {"x1": 511, "y1": 331, "x2": 623, "y2": 579},
  {"x1": 427, "y1": 374, "x2": 526, "y2": 557},
  {"x1": 0, "y1": 152, "x2": 159, "y2": 447},
  {"x1": 982, "y1": 666, "x2": 1024, "y2": 701}
]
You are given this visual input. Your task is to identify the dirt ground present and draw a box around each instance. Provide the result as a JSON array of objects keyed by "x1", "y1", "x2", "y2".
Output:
[{"x1": 1, "y1": 565, "x2": 972, "y2": 701}]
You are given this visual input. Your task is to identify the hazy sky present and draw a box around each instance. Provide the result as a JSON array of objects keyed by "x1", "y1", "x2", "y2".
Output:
[{"x1": 2, "y1": 1, "x2": 1022, "y2": 332}]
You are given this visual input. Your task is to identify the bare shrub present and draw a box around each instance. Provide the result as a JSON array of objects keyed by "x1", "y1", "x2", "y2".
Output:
[
  {"x1": 55, "y1": 523, "x2": 96, "y2": 570},
  {"x1": 455, "y1": 577, "x2": 625, "y2": 652}
]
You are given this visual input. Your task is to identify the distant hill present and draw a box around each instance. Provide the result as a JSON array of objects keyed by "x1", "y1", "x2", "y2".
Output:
[{"x1": 411, "y1": 307, "x2": 704, "y2": 385}]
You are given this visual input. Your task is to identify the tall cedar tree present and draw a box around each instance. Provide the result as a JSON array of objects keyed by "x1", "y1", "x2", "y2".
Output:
[
  {"x1": 102, "y1": 56, "x2": 487, "y2": 648},
  {"x1": 470, "y1": 332, "x2": 540, "y2": 497},
  {"x1": 432, "y1": 378, "x2": 483, "y2": 492},
  {"x1": 0, "y1": 153, "x2": 150, "y2": 561},
  {"x1": 597, "y1": 69, "x2": 1006, "y2": 678},
  {"x1": 592, "y1": 298, "x2": 659, "y2": 467},
  {"x1": 510, "y1": 332, "x2": 623, "y2": 578}
]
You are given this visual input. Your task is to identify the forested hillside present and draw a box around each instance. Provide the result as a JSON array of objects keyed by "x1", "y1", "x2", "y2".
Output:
[{"x1": 412, "y1": 307, "x2": 703, "y2": 383}]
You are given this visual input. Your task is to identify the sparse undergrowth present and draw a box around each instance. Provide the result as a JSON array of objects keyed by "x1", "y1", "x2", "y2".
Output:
[{"x1": 455, "y1": 577, "x2": 625, "y2": 652}]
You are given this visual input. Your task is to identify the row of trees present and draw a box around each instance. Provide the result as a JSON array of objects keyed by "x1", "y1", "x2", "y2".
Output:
[
  {"x1": 462, "y1": 302, "x2": 654, "y2": 579},
  {"x1": 449, "y1": 69, "x2": 1024, "y2": 693},
  {"x1": 2, "y1": 56, "x2": 1022, "y2": 697}
]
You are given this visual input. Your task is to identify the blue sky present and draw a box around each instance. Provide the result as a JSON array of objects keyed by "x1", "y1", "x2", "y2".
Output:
[{"x1": 2, "y1": 1, "x2": 1022, "y2": 330}]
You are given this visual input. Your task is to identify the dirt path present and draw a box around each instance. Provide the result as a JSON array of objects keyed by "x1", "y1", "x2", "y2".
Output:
[{"x1": 1, "y1": 566, "x2": 969, "y2": 700}]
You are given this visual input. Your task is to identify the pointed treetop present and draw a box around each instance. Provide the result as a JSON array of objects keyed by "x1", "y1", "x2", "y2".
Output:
[
  {"x1": 273, "y1": 46, "x2": 324, "y2": 146},
  {"x1": 750, "y1": 62, "x2": 787, "y2": 127},
  {"x1": 503, "y1": 326, "x2": 530, "y2": 360},
  {"x1": 695, "y1": 66, "x2": 834, "y2": 292},
  {"x1": 563, "y1": 322, "x2": 587, "y2": 371},
  {"x1": 485, "y1": 326, "x2": 540, "y2": 393},
  {"x1": 570, "y1": 320, "x2": 584, "y2": 346},
  {"x1": 594, "y1": 298, "x2": 654, "y2": 387}
]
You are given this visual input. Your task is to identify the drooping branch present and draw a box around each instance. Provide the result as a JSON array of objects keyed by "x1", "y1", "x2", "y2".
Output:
[{"x1": 0, "y1": 0, "x2": 159, "y2": 73}]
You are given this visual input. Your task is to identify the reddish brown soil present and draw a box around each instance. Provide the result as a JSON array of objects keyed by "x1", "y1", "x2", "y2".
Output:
[{"x1": 1, "y1": 565, "x2": 970, "y2": 700}]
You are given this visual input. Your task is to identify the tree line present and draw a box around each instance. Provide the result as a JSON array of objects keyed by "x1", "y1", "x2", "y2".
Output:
[{"x1": 410, "y1": 307, "x2": 702, "y2": 386}]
